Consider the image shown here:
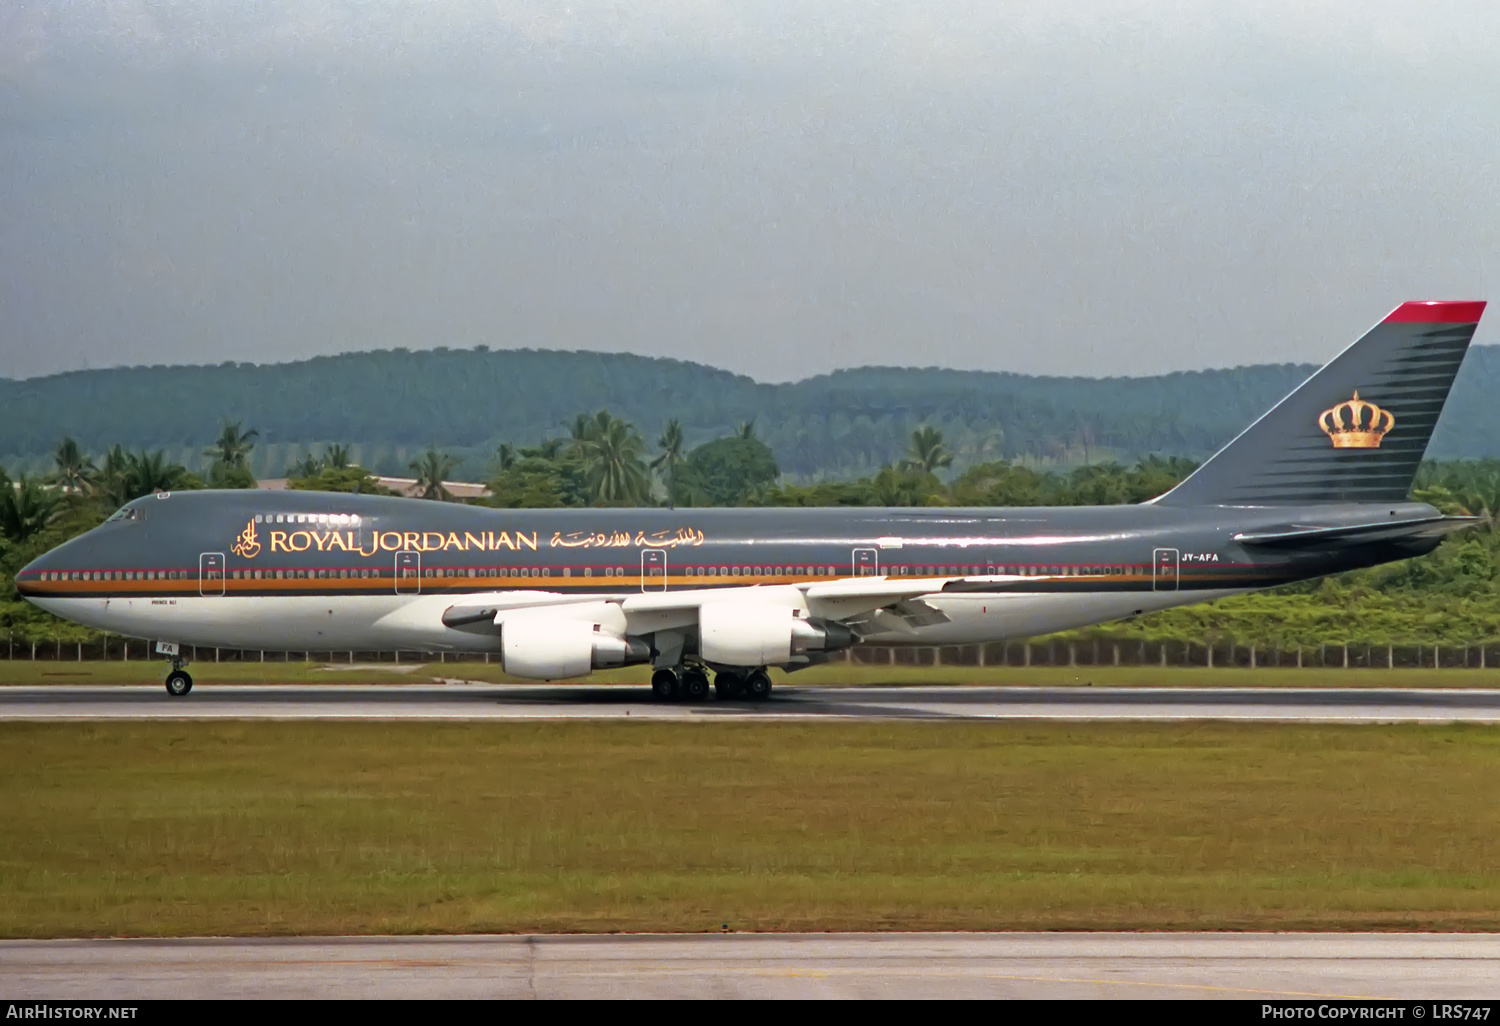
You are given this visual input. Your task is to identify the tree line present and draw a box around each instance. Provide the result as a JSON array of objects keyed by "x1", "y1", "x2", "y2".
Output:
[
  {"x1": 9, "y1": 414, "x2": 1500, "y2": 648},
  {"x1": 13, "y1": 345, "x2": 1500, "y2": 484}
]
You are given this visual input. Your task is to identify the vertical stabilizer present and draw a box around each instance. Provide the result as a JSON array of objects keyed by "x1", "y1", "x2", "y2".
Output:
[{"x1": 1155, "y1": 301, "x2": 1485, "y2": 506}]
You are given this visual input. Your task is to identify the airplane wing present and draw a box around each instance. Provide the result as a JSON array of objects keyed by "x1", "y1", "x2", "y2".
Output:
[{"x1": 439, "y1": 574, "x2": 993, "y2": 634}]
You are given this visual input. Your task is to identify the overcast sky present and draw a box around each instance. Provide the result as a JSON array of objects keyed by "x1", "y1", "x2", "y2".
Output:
[{"x1": 2, "y1": 1, "x2": 1497, "y2": 382}]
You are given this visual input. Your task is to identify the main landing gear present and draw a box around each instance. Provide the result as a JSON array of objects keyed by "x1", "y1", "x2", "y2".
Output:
[
  {"x1": 719, "y1": 669, "x2": 771, "y2": 701},
  {"x1": 651, "y1": 666, "x2": 771, "y2": 703},
  {"x1": 652, "y1": 666, "x2": 712, "y2": 702},
  {"x1": 713, "y1": 669, "x2": 772, "y2": 701},
  {"x1": 651, "y1": 668, "x2": 679, "y2": 701}
]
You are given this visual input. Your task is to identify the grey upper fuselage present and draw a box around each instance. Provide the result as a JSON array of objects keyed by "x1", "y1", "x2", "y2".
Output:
[{"x1": 15, "y1": 488, "x2": 1447, "y2": 602}]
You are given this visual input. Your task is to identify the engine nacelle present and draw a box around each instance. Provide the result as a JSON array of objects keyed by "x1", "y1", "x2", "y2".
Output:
[
  {"x1": 791, "y1": 617, "x2": 856, "y2": 653},
  {"x1": 501, "y1": 617, "x2": 650, "y2": 680},
  {"x1": 699, "y1": 603, "x2": 855, "y2": 667}
]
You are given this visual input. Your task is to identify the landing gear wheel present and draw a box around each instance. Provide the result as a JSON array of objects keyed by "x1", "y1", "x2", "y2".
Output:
[
  {"x1": 745, "y1": 669, "x2": 772, "y2": 701},
  {"x1": 651, "y1": 668, "x2": 679, "y2": 701},
  {"x1": 682, "y1": 669, "x2": 710, "y2": 702},
  {"x1": 714, "y1": 672, "x2": 745, "y2": 701},
  {"x1": 165, "y1": 670, "x2": 193, "y2": 697}
]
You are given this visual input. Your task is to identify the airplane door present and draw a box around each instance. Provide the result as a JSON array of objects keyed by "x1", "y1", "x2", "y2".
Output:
[
  {"x1": 852, "y1": 547, "x2": 879, "y2": 577},
  {"x1": 395, "y1": 551, "x2": 421, "y2": 595},
  {"x1": 199, "y1": 552, "x2": 225, "y2": 596},
  {"x1": 1153, "y1": 548, "x2": 1179, "y2": 592},
  {"x1": 642, "y1": 549, "x2": 667, "y2": 592}
]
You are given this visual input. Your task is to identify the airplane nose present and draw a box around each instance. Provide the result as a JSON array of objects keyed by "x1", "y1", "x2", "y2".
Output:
[
  {"x1": 15, "y1": 551, "x2": 51, "y2": 597},
  {"x1": 15, "y1": 538, "x2": 81, "y2": 598}
]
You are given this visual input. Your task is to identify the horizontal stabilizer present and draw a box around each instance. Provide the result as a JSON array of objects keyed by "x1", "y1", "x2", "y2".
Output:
[{"x1": 1233, "y1": 515, "x2": 1481, "y2": 549}]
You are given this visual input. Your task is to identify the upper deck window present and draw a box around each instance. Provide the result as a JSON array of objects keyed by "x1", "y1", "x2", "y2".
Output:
[{"x1": 105, "y1": 506, "x2": 141, "y2": 523}]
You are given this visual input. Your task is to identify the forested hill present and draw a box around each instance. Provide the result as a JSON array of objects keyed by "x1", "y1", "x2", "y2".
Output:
[{"x1": 4, "y1": 345, "x2": 1499, "y2": 480}]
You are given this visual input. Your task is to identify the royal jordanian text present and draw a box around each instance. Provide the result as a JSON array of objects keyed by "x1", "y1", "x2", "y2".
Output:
[{"x1": 236, "y1": 520, "x2": 707, "y2": 558}]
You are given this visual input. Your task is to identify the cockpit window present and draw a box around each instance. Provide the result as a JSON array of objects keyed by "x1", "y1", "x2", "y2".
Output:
[{"x1": 106, "y1": 506, "x2": 143, "y2": 523}]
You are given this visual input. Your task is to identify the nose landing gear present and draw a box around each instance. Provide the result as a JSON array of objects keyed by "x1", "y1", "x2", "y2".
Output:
[
  {"x1": 163, "y1": 652, "x2": 193, "y2": 697},
  {"x1": 165, "y1": 668, "x2": 193, "y2": 697}
]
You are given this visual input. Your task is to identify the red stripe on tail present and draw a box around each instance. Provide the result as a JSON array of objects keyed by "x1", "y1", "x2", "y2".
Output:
[{"x1": 1383, "y1": 300, "x2": 1486, "y2": 324}]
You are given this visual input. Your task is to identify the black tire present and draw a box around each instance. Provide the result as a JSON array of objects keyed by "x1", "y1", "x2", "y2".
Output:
[
  {"x1": 651, "y1": 668, "x2": 679, "y2": 701},
  {"x1": 682, "y1": 671, "x2": 710, "y2": 701},
  {"x1": 715, "y1": 671, "x2": 745, "y2": 701},
  {"x1": 745, "y1": 669, "x2": 772, "y2": 701},
  {"x1": 165, "y1": 670, "x2": 193, "y2": 697}
]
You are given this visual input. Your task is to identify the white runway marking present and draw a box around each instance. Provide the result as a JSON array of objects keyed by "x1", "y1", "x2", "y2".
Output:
[
  {"x1": 3, "y1": 683, "x2": 1500, "y2": 722},
  {"x1": 3, "y1": 933, "x2": 1498, "y2": 999}
]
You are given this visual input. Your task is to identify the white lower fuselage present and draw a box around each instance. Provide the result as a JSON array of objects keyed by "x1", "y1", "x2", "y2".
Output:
[{"x1": 28, "y1": 586, "x2": 1244, "y2": 655}]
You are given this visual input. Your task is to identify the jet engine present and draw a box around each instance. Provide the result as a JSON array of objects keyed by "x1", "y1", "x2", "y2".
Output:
[
  {"x1": 698, "y1": 602, "x2": 855, "y2": 667},
  {"x1": 501, "y1": 617, "x2": 650, "y2": 680}
]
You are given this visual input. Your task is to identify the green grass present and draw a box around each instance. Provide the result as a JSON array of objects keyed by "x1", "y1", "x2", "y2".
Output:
[
  {"x1": 6, "y1": 721, "x2": 1500, "y2": 937},
  {"x1": 3, "y1": 658, "x2": 1500, "y2": 689}
]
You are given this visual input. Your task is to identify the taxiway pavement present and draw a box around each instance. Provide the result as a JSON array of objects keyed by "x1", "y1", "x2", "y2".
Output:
[
  {"x1": 4, "y1": 933, "x2": 1499, "y2": 999},
  {"x1": 3, "y1": 683, "x2": 1500, "y2": 722}
]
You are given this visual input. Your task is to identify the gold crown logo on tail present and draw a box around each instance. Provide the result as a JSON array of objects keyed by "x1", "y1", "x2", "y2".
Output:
[
  {"x1": 1318, "y1": 391, "x2": 1394, "y2": 449},
  {"x1": 231, "y1": 520, "x2": 261, "y2": 558}
]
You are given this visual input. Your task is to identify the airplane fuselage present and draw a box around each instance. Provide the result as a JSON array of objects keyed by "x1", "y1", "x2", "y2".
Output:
[{"x1": 15, "y1": 489, "x2": 1445, "y2": 656}]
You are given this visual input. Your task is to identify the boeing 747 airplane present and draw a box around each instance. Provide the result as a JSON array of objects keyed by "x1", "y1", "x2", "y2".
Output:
[{"x1": 15, "y1": 301, "x2": 1487, "y2": 699}]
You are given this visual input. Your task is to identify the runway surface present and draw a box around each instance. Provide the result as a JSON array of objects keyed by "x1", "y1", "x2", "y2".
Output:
[
  {"x1": 4, "y1": 682, "x2": 1500, "y2": 722},
  {"x1": 4, "y1": 933, "x2": 1499, "y2": 999}
]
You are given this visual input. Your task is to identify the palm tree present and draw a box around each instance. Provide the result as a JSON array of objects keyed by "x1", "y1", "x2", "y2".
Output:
[
  {"x1": 651, "y1": 419, "x2": 686, "y2": 508},
  {"x1": 323, "y1": 443, "x2": 352, "y2": 470},
  {"x1": 98, "y1": 445, "x2": 129, "y2": 506},
  {"x1": 580, "y1": 414, "x2": 650, "y2": 505},
  {"x1": 569, "y1": 412, "x2": 602, "y2": 451},
  {"x1": 51, "y1": 437, "x2": 98, "y2": 495},
  {"x1": 534, "y1": 437, "x2": 567, "y2": 461},
  {"x1": 97, "y1": 450, "x2": 191, "y2": 506},
  {"x1": 901, "y1": 426, "x2": 954, "y2": 475},
  {"x1": 287, "y1": 452, "x2": 322, "y2": 479},
  {"x1": 410, "y1": 448, "x2": 457, "y2": 501},
  {"x1": 204, "y1": 420, "x2": 258, "y2": 468},
  {"x1": 495, "y1": 443, "x2": 519, "y2": 473},
  {"x1": 0, "y1": 472, "x2": 62, "y2": 543},
  {"x1": 124, "y1": 450, "x2": 191, "y2": 499}
]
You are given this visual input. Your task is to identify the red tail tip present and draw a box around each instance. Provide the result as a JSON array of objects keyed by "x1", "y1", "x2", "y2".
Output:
[{"x1": 1384, "y1": 300, "x2": 1486, "y2": 324}]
